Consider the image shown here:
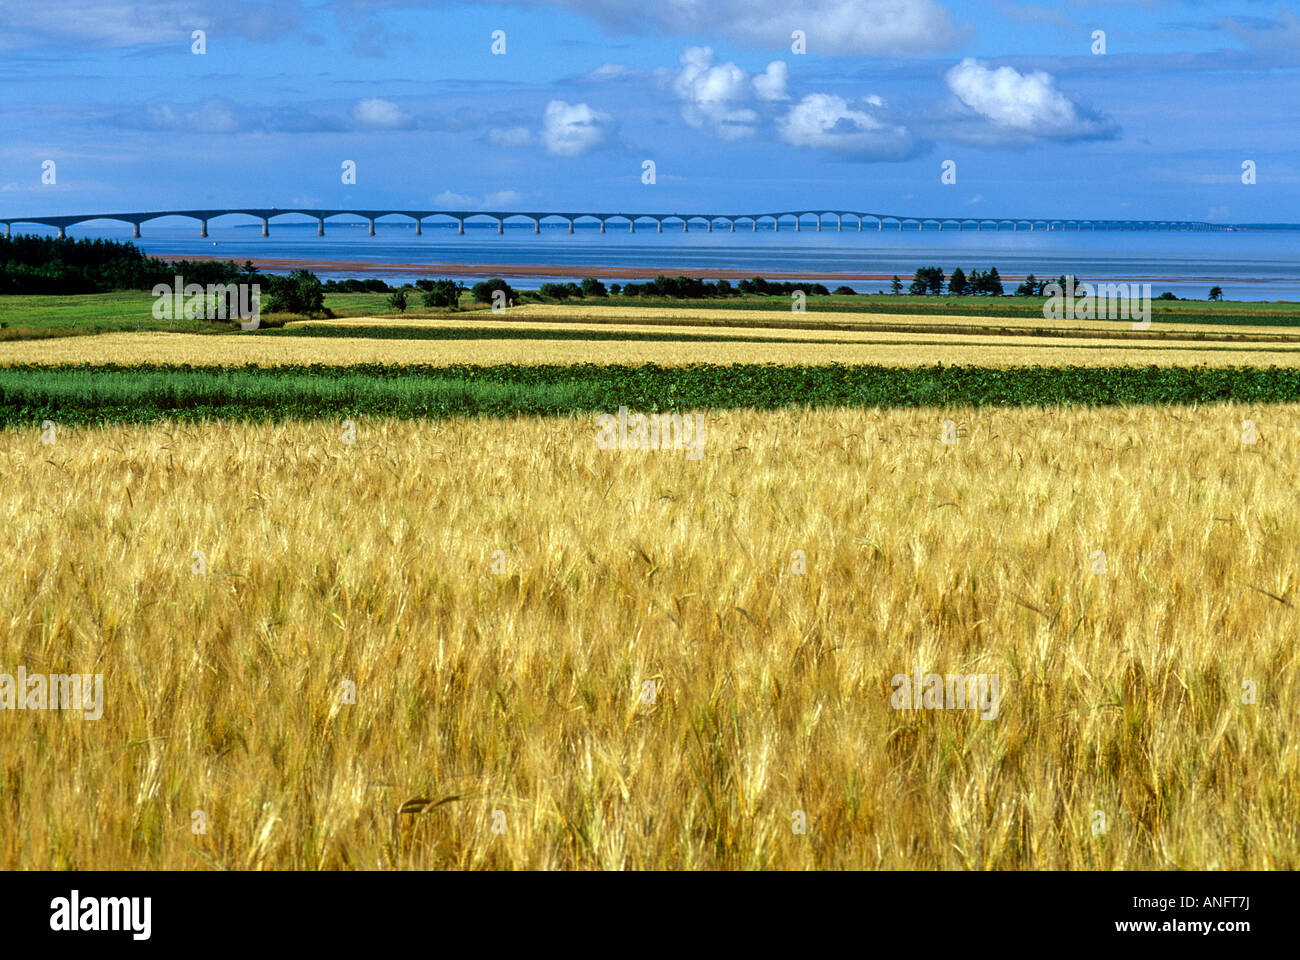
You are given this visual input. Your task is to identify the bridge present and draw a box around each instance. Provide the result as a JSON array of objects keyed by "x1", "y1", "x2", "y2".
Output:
[{"x1": 0, "y1": 207, "x2": 1235, "y2": 239}]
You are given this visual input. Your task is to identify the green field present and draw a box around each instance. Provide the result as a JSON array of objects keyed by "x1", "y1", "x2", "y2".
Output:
[
  {"x1": 3, "y1": 289, "x2": 1300, "y2": 343},
  {"x1": 5, "y1": 362, "x2": 1300, "y2": 426}
]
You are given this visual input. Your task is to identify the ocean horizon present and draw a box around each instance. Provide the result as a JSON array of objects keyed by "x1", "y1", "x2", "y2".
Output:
[{"x1": 23, "y1": 219, "x2": 1300, "y2": 301}]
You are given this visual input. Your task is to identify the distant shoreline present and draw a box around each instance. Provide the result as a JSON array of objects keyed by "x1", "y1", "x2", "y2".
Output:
[{"x1": 142, "y1": 252, "x2": 1277, "y2": 286}]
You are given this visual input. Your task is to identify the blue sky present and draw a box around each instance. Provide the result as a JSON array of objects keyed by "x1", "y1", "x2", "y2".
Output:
[{"x1": 2, "y1": 0, "x2": 1298, "y2": 222}]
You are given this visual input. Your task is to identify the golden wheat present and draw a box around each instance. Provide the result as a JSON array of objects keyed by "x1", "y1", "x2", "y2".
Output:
[
  {"x1": 3, "y1": 327, "x2": 1299, "y2": 368},
  {"x1": 1, "y1": 405, "x2": 1296, "y2": 869}
]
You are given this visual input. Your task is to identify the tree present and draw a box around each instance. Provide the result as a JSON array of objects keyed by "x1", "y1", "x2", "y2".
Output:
[
  {"x1": 1015, "y1": 273, "x2": 1039, "y2": 297},
  {"x1": 421, "y1": 279, "x2": 464, "y2": 309},
  {"x1": 580, "y1": 277, "x2": 608, "y2": 297},
  {"x1": 890, "y1": 275, "x2": 903, "y2": 295},
  {"x1": 263, "y1": 269, "x2": 324, "y2": 315},
  {"x1": 948, "y1": 267, "x2": 967, "y2": 296},
  {"x1": 910, "y1": 267, "x2": 944, "y2": 295},
  {"x1": 539, "y1": 282, "x2": 570, "y2": 300},
  {"x1": 387, "y1": 289, "x2": 407, "y2": 312},
  {"x1": 985, "y1": 267, "x2": 1003, "y2": 296},
  {"x1": 1209, "y1": 286, "x2": 1224, "y2": 301},
  {"x1": 833, "y1": 285, "x2": 856, "y2": 295},
  {"x1": 471, "y1": 277, "x2": 515, "y2": 305}
]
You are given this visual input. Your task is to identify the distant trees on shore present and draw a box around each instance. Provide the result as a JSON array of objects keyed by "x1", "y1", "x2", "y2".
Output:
[{"x1": 0, "y1": 234, "x2": 259, "y2": 295}]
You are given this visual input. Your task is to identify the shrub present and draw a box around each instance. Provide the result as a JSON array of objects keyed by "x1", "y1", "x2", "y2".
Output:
[
  {"x1": 471, "y1": 278, "x2": 515, "y2": 305},
  {"x1": 422, "y1": 279, "x2": 464, "y2": 309},
  {"x1": 263, "y1": 269, "x2": 325, "y2": 315}
]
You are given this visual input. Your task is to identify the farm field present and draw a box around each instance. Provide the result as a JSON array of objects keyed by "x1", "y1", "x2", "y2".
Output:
[
  {"x1": 5, "y1": 320, "x2": 1300, "y2": 368},
  {"x1": 2, "y1": 406, "x2": 1296, "y2": 870}
]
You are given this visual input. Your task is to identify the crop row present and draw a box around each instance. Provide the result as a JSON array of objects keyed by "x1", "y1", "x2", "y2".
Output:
[{"x1": 1, "y1": 363, "x2": 1299, "y2": 425}]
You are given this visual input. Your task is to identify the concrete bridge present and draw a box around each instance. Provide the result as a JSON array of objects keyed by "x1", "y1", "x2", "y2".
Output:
[{"x1": 0, "y1": 207, "x2": 1234, "y2": 239}]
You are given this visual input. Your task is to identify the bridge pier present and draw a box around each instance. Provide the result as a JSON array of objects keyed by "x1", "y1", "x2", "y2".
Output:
[
  {"x1": 878, "y1": 220, "x2": 882, "y2": 231},
  {"x1": 200, "y1": 220, "x2": 208, "y2": 238},
  {"x1": 414, "y1": 219, "x2": 422, "y2": 236},
  {"x1": 795, "y1": 218, "x2": 800, "y2": 232},
  {"x1": 815, "y1": 217, "x2": 821, "y2": 232},
  {"x1": 599, "y1": 220, "x2": 606, "y2": 234},
  {"x1": 498, "y1": 219, "x2": 505, "y2": 235},
  {"x1": 730, "y1": 220, "x2": 735, "y2": 233},
  {"x1": 534, "y1": 219, "x2": 541, "y2": 234},
  {"x1": 707, "y1": 220, "x2": 713, "y2": 233},
  {"x1": 132, "y1": 223, "x2": 141, "y2": 239},
  {"x1": 58, "y1": 226, "x2": 66, "y2": 239},
  {"x1": 657, "y1": 220, "x2": 662, "y2": 233},
  {"x1": 367, "y1": 218, "x2": 375, "y2": 237},
  {"x1": 317, "y1": 217, "x2": 325, "y2": 237},
  {"x1": 857, "y1": 217, "x2": 862, "y2": 232},
  {"x1": 683, "y1": 219, "x2": 688, "y2": 232},
  {"x1": 3, "y1": 224, "x2": 8, "y2": 238},
  {"x1": 457, "y1": 219, "x2": 465, "y2": 235},
  {"x1": 261, "y1": 218, "x2": 269, "y2": 237},
  {"x1": 629, "y1": 219, "x2": 635, "y2": 233},
  {"x1": 568, "y1": 219, "x2": 574, "y2": 234}
]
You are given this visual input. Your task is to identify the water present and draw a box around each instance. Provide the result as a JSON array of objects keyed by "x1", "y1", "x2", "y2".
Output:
[{"x1": 27, "y1": 218, "x2": 1300, "y2": 301}]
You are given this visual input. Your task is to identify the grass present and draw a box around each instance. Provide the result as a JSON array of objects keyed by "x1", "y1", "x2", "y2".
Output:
[
  {"x1": 3, "y1": 291, "x2": 1300, "y2": 342},
  {"x1": 7, "y1": 362, "x2": 1300, "y2": 425},
  {"x1": 1, "y1": 406, "x2": 1296, "y2": 869}
]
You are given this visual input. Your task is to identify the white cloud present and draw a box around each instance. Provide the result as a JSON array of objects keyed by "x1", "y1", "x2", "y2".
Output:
[
  {"x1": 352, "y1": 98, "x2": 412, "y2": 130},
  {"x1": 505, "y1": 0, "x2": 963, "y2": 56},
  {"x1": 0, "y1": 0, "x2": 305, "y2": 51},
  {"x1": 944, "y1": 58, "x2": 1110, "y2": 140},
  {"x1": 584, "y1": 62, "x2": 632, "y2": 81},
  {"x1": 752, "y1": 61, "x2": 789, "y2": 102},
  {"x1": 540, "y1": 100, "x2": 612, "y2": 156},
  {"x1": 672, "y1": 46, "x2": 776, "y2": 140},
  {"x1": 776, "y1": 92, "x2": 913, "y2": 159},
  {"x1": 488, "y1": 126, "x2": 534, "y2": 147},
  {"x1": 434, "y1": 189, "x2": 525, "y2": 209}
]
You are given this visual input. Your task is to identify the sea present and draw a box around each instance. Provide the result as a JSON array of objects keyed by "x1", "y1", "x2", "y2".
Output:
[{"x1": 27, "y1": 219, "x2": 1300, "y2": 302}]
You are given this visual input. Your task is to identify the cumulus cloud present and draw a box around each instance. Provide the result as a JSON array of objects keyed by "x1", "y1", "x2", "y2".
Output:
[
  {"x1": 351, "y1": 98, "x2": 413, "y2": 130},
  {"x1": 540, "y1": 100, "x2": 612, "y2": 156},
  {"x1": 944, "y1": 57, "x2": 1114, "y2": 142},
  {"x1": 776, "y1": 93, "x2": 915, "y2": 159},
  {"x1": 752, "y1": 61, "x2": 790, "y2": 101},
  {"x1": 672, "y1": 46, "x2": 761, "y2": 139}
]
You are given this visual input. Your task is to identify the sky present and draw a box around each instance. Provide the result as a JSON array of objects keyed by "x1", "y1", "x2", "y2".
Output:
[{"x1": 1, "y1": 0, "x2": 1299, "y2": 223}]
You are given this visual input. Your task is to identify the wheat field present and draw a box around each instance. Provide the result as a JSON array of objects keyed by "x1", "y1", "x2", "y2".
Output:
[
  {"x1": 1, "y1": 404, "x2": 1296, "y2": 869},
  {"x1": 4, "y1": 324, "x2": 1300, "y2": 368}
]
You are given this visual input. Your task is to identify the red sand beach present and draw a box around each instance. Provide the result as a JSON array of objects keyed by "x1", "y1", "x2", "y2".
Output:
[{"x1": 143, "y1": 252, "x2": 1231, "y2": 285}]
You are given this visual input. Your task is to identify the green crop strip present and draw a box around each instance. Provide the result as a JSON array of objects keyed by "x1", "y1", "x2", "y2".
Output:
[{"x1": 1, "y1": 363, "x2": 1299, "y2": 426}]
